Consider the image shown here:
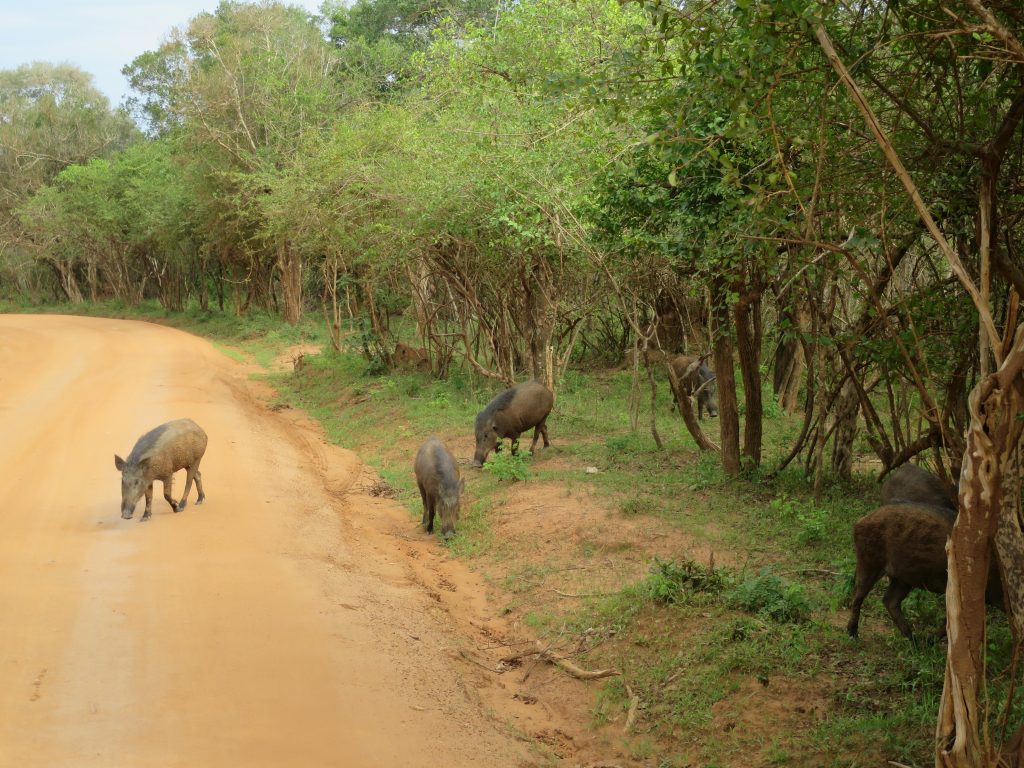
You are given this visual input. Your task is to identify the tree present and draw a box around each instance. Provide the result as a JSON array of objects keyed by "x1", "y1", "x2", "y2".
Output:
[{"x1": 0, "y1": 62, "x2": 136, "y2": 288}]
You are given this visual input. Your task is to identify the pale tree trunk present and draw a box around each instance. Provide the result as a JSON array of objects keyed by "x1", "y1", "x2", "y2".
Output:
[
  {"x1": 938, "y1": 326, "x2": 1024, "y2": 768},
  {"x1": 277, "y1": 243, "x2": 302, "y2": 326},
  {"x1": 774, "y1": 300, "x2": 809, "y2": 414},
  {"x1": 831, "y1": 379, "x2": 860, "y2": 480},
  {"x1": 321, "y1": 255, "x2": 343, "y2": 352},
  {"x1": 406, "y1": 259, "x2": 431, "y2": 341}
]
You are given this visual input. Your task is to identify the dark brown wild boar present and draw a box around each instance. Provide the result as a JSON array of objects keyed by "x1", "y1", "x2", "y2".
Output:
[
  {"x1": 471, "y1": 381, "x2": 553, "y2": 467},
  {"x1": 879, "y1": 464, "x2": 957, "y2": 517},
  {"x1": 414, "y1": 437, "x2": 463, "y2": 539},
  {"x1": 847, "y1": 503, "x2": 1002, "y2": 642},
  {"x1": 114, "y1": 418, "x2": 208, "y2": 521},
  {"x1": 668, "y1": 354, "x2": 718, "y2": 419}
]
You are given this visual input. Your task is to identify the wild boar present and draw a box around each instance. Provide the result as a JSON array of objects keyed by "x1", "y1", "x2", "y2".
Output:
[
  {"x1": 394, "y1": 342, "x2": 430, "y2": 372},
  {"x1": 114, "y1": 418, "x2": 208, "y2": 521},
  {"x1": 847, "y1": 503, "x2": 1002, "y2": 642},
  {"x1": 471, "y1": 381, "x2": 553, "y2": 467},
  {"x1": 668, "y1": 354, "x2": 718, "y2": 419},
  {"x1": 414, "y1": 437, "x2": 463, "y2": 539},
  {"x1": 880, "y1": 463, "x2": 957, "y2": 518}
]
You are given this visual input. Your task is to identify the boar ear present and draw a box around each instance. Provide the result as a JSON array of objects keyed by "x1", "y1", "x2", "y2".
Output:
[{"x1": 114, "y1": 455, "x2": 126, "y2": 471}]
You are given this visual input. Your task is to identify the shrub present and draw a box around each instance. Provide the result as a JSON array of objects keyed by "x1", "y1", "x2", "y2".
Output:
[
  {"x1": 482, "y1": 450, "x2": 530, "y2": 482},
  {"x1": 727, "y1": 570, "x2": 812, "y2": 623},
  {"x1": 644, "y1": 557, "x2": 726, "y2": 604}
]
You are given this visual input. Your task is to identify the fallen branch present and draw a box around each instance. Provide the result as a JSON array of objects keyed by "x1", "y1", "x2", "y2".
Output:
[
  {"x1": 458, "y1": 648, "x2": 502, "y2": 673},
  {"x1": 501, "y1": 642, "x2": 620, "y2": 681},
  {"x1": 553, "y1": 588, "x2": 615, "y2": 599},
  {"x1": 624, "y1": 684, "x2": 640, "y2": 734}
]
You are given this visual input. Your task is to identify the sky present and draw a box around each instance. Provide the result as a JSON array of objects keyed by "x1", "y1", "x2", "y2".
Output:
[{"x1": 0, "y1": 1, "x2": 328, "y2": 108}]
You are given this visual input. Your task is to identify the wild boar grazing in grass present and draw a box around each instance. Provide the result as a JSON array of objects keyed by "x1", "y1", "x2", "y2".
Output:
[
  {"x1": 668, "y1": 354, "x2": 718, "y2": 420},
  {"x1": 414, "y1": 437, "x2": 463, "y2": 538},
  {"x1": 879, "y1": 463, "x2": 957, "y2": 517},
  {"x1": 471, "y1": 381, "x2": 553, "y2": 467},
  {"x1": 115, "y1": 418, "x2": 208, "y2": 521},
  {"x1": 394, "y1": 342, "x2": 430, "y2": 372},
  {"x1": 847, "y1": 503, "x2": 1002, "y2": 642}
]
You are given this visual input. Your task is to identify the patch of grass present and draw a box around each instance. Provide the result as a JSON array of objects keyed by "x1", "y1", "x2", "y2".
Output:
[
  {"x1": 619, "y1": 495, "x2": 661, "y2": 516},
  {"x1": 482, "y1": 450, "x2": 530, "y2": 482},
  {"x1": 727, "y1": 570, "x2": 813, "y2": 624},
  {"x1": 643, "y1": 557, "x2": 727, "y2": 604}
]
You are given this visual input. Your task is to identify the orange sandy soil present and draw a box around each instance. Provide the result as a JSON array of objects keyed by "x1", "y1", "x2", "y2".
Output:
[{"x1": 0, "y1": 314, "x2": 559, "y2": 767}]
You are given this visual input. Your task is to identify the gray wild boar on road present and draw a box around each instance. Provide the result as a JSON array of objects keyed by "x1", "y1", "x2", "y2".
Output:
[
  {"x1": 114, "y1": 418, "x2": 208, "y2": 521},
  {"x1": 414, "y1": 437, "x2": 463, "y2": 539},
  {"x1": 471, "y1": 381, "x2": 554, "y2": 467}
]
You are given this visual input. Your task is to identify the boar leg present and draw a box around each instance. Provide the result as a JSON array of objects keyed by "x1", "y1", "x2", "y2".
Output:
[
  {"x1": 141, "y1": 484, "x2": 155, "y2": 522},
  {"x1": 178, "y1": 463, "x2": 202, "y2": 511},
  {"x1": 162, "y1": 476, "x2": 179, "y2": 513},
  {"x1": 425, "y1": 494, "x2": 436, "y2": 534},
  {"x1": 846, "y1": 562, "x2": 883, "y2": 637},
  {"x1": 882, "y1": 580, "x2": 916, "y2": 642},
  {"x1": 418, "y1": 484, "x2": 431, "y2": 532},
  {"x1": 510, "y1": 436, "x2": 521, "y2": 455},
  {"x1": 530, "y1": 420, "x2": 550, "y2": 452},
  {"x1": 193, "y1": 468, "x2": 205, "y2": 505}
]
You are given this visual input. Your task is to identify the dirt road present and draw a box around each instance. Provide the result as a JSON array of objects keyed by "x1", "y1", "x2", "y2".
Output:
[{"x1": 0, "y1": 315, "x2": 531, "y2": 767}]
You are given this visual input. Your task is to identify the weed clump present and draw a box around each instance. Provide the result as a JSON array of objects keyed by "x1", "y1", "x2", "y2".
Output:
[
  {"x1": 727, "y1": 569, "x2": 812, "y2": 624},
  {"x1": 482, "y1": 450, "x2": 530, "y2": 482},
  {"x1": 644, "y1": 557, "x2": 726, "y2": 604}
]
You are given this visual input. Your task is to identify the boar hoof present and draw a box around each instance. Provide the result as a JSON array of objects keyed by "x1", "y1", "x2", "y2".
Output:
[
  {"x1": 140, "y1": 513, "x2": 151, "y2": 522},
  {"x1": 177, "y1": 501, "x2": 187, "y2": 513},
  {"x1": 196, "y1": 497, "x2": 205, "y2": 506}
]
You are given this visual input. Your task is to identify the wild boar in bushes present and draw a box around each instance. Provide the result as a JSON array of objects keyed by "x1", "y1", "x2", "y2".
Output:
[
  {"x1": 668, "y1": 354, "x2": 718, "y2": 420},
  {"x1": 847, "y1": 503, "x2": 1002, "y2": 642}
]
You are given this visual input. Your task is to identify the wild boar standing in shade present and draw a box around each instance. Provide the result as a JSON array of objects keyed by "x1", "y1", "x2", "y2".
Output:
[
  {"x1": 414, "y1": 437, "x2": 463, "y2": 539},
  {"x1": 471, "y1": 380, "x2": 553, "y2": 467},
  {"x1": 879, "y1": 463, "x2": 957, "y2": 517},
  {"x1": 846, "y1": 502, "x2": 1003, "y2": 642},
  {"x1": 115, "y1": 418, "x2": 208, "y2": 521},
  {"x1": 668, "y1": 354, "x2": 718, "y2": 420}
]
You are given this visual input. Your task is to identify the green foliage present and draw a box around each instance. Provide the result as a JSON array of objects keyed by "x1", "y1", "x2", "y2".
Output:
[
  {"x1": 644, "y1": 557, "x2": 726, "y2": 604},
  {"x1": 727, "y1": 570, "x2": 812, "y2": 624},
  {"x1": 482, "y1": 449, "x2": 530, "y2": 482},
  {"x1": 769, "y1": 493, "x2": 829, "y2": 546}
]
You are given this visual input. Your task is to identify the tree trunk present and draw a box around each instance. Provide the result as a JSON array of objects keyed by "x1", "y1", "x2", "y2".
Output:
[
  {"x1": 712, "y1": 280, "x2": 740, "y2": 473},
  {"x1": 774, "y1": 298, "x2": 809, "y2": 414},
  {"x1": 736, "y1": 290, "x2": 762, "y2": 467},
  {"x1": 277, "y1": 243, "x2": 303, "y2": 326},
  {"x1": 831, "y1": 378, "x2": 860, "y2": 479},
  {"x1": 937, "y1": 326, "x2": 1024, "y2": 767}
]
